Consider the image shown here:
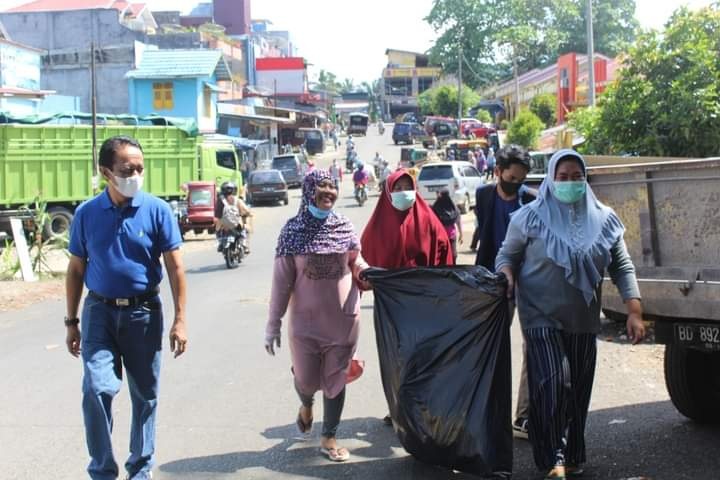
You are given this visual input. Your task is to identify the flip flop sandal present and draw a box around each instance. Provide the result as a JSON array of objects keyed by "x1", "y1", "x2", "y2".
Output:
[
  {"x1": 320, "y1": 446, "x2": 350, "y2": 462},
  {"x1": 544, "y1": 465, "x2": 566, "y2": 479},
  {"x1": 295, "y1": 409, "x2": 313, "y2": 435}
]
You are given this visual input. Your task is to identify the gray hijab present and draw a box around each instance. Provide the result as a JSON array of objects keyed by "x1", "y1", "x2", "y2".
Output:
[{"x1": 512, "y1": 149, "x2": 625, "y2": 304}]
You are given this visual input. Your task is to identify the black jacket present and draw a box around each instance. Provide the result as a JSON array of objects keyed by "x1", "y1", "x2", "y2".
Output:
[{"x1": 473, "y1": 184, "x2": 535, "y2": 270}]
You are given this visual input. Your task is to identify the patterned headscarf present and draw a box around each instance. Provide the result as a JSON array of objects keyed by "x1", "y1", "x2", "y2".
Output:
[{"x1": 275, "y1": 169, "x2": 359, "y2": 257}]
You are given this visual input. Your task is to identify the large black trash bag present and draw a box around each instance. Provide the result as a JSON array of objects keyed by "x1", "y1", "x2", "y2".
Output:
[{"x1": 364, "y1": 266, "x2": 513, "y2": 478}]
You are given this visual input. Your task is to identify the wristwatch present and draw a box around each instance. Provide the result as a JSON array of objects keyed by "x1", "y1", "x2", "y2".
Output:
[{"x1": 64, "y1": 316, "x2": 80, "y2": 327}]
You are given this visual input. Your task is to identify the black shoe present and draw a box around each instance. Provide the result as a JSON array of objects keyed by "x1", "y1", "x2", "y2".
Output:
[
  {"x1": 383, "y1": 414, "x2": 393, "y2": 426},
  {"x1": 512, "y1": 417, "x2": 529, "y2": 440}
]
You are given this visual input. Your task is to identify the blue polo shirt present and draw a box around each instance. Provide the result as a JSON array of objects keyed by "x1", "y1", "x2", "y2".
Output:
[{"x1": 68, "y1": 189, "x2": 182, "y2": 298}]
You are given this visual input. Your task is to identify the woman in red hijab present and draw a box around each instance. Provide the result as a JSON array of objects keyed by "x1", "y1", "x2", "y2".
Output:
[
  {"x1": 361, "y1": 169, "x2": 453, "y2": 426},
  {"x1": 361, "y1": 169, "x2": 454, "y2": 269}
]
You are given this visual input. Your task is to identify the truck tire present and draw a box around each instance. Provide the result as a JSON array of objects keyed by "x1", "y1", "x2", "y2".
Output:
[
  {"x1": 44, "y1": 207, "x2": 74, "y2": 239},
  {"x1": 664, "y1": 343, "x2": 720, "y2": 423}
]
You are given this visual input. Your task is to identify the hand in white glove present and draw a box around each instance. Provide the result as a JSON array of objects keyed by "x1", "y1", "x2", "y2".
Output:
[{"x1": 265, "y1": 333, "x2": 281, "y2": 356}]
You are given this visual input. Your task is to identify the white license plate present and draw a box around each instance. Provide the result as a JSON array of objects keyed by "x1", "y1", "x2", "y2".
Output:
[
  {"x1": 676, "y1": 323, "x2": 720, "y2": 351},
  {"x1": 427, "y1": 185, "x2": 447, "y2": 192},
  {"x1": 263, "y1": 187, "x2": 275, "y2": 192}
]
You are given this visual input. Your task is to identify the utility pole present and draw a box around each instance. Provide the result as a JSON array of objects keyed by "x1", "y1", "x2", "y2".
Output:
[
  {"x1": 587, "y1": 0, "x2": 596, "y2": 106},
  {"x1": 513, "y1": 54, "x2": 521, "y2": 119},
  {"x1": 90, "y1": 42, "x2": 99, "y2": 194},
  {"x1": 457, "y1": 42, "x2": 463, "y2": 122}
]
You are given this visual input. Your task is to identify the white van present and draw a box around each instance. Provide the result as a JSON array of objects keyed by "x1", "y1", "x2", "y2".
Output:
[{"x1": 417, "y1": 161, "x2": 484, "y2": 213}]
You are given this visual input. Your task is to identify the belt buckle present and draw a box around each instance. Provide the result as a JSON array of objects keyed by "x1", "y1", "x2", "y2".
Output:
[{"x1": 115, "y1": 298, "x2": 130, "y2": 307}]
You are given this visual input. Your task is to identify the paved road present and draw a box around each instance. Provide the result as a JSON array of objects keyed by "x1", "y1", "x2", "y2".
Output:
[{"x1": 0, "y1": 127, "x2": 718, "y2": 480}]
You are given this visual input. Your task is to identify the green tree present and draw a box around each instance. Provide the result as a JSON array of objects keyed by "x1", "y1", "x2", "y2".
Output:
[
  {"x1": 475, "y1": 109, "x2": 492, "y2": 123},
  {"x1": 567, "y1": 106, "x2": 609, "y2": 154},
  {"x1": 315, "y1": 69, "x2": 340, "y2": 95},
  {"x1": 582, "y1": 6, "x2": 720, "y2": 157},
  {"x1": 425, "y1": 0, "x2": 638, "y2": 88},
  {"x1": 529, "y1": 93, "x2": 557, "y2": 127},
  {"x1": 417, "y1": 84, "x2": 481, "y2": 117},
  {"x1": 340, "y1": 78, "x2": 356, "y2": 94},
  {"x1": 507, "y1": 109, "x2": 544, "y2": 148},
  {"x1": 362, "y1": 79, "x2": 382, "y2": 121}
]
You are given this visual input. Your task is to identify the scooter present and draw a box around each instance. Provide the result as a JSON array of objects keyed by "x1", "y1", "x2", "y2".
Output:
[
  {"x1": 220, "y1": 227, "x2": 248, "y2": 269},
  {"x1": 354, "y1": 183, "x2": 368, "y2": 206}
]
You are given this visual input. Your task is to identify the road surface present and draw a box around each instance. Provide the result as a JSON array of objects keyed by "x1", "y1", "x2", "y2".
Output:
[{"x1": 0, "y1": 127, "x2": 717, "y2": 480}]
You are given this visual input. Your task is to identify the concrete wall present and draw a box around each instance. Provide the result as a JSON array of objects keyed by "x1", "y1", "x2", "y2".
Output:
[
  {"x1": 0, "y1": 9, "x2": 144, "y2": 50},
  {"x1": 0, "y1": 9, "x2": 145, "y2": 114}
]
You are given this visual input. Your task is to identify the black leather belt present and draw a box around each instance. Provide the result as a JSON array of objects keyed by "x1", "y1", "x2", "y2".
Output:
[{"x1": 88, "y1": 288, "x2": 160, "y2": 308}]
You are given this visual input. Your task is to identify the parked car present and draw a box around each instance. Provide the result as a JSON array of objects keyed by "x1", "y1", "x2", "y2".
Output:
[
  {"x1": 416, "y1": 161, "x2": 484, "y2": 214},
  {"x1": 420, "y1": 120, "x2": 459, "y2": 148},
  {"x1": 271, "y1": 154, "x2": 303, "y2": 188},
  {"x1": 300, "y1": 127, "x2": 325, "y2": 155},
  {"x1": 460, "y1": 118, "x2": 497, "y2": 139},
  {"x1": 246, "y1": 169, "x2": 289, "y2": 205},
  {"x1": 392, "y1": 122, "x2": 425, "y2": 145}
]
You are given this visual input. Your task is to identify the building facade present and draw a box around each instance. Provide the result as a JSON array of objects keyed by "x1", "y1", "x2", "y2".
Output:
[
  {"x1": 0, "y1": 7, "x2": 147, "y2": 113},
  {"x1": 480, "y1": 52, "x2": 617, "y2": 124},
  {"x1": 380, "y1": 49, "x2": 441, "y2": 120},
  {"x1": 126, "y1": 48, "x2": 231, "y2": 133}
]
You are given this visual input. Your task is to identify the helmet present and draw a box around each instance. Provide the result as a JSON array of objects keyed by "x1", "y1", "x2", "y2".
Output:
[
  {"x1": 220, "y1": 181, "x2": 237, "y2": 196},
  {"x1": 357, "y1": 162, "x2": 364, "y2": 170}
]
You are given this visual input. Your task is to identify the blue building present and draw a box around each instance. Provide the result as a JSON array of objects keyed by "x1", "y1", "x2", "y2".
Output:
[{"x1": 126, "y1": 49, "x2": 232, "y2": 133}]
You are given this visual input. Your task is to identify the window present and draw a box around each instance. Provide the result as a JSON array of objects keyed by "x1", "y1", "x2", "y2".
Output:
[
  {"x1": 464, "y1": 166, "x2": 480, "y2": 177},
  {"x1": 216, "y1": 150, "x2": 237, "y2": 170},
  {"x1": 152, "y1": 82, "x2": 173, "y2": 110},
  {"x1": 418, "y1": 166, "x2": 453, "y2": 181},
  {"x1": 385, "y1": 78, "x2": 410, "y2": 96},
  {"x1": 418, "y1": 77, "x2": 434, "y2": 94}
]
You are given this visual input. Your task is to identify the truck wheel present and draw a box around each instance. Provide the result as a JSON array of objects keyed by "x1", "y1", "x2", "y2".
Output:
[
  {"x1": 44, "y1": 207, "x2": 74, "y2": 239},
  {"x1": 664, "y1": 343, "x2": 720, "y2": 423}
]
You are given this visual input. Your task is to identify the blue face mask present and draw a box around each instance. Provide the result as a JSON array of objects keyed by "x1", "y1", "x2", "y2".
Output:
[
  {"x1": 308, "y1": 203, "x2": 332, "y2": 219},
  {"x1": 553, "y1": 181, "x2": 587, "y2": 204},
  {"x1": 390, "y1": 190, "x2": 416, "y2": 211}
]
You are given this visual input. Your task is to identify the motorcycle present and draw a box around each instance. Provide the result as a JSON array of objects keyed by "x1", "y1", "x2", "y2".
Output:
[
  {"x1": 354, "y1": 183, "x2": 368, "y2": 206},
  {"x1": 219, "y1": 226, "x2": 248, "y2": 269},
  {"x1": 346, "y1": 150, "x2": 358, "y2": 172}
]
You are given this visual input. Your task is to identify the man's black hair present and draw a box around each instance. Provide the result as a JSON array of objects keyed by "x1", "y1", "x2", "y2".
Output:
[
  {"x1": 99, "y1": 136, "x2": 143, "y2": 170},
  {"x1": 495, "y1": 144, "x2": 531, "y2": 171}
]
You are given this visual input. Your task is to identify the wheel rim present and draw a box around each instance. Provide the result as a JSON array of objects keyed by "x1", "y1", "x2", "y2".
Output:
[{"x1": 51, "y1": 216, "x2": 70, "y2": 236}]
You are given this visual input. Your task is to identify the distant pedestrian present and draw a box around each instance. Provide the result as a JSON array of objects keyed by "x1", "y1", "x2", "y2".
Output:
[
  {"x1": 329, "y1": 159, "x2": 343, "y2": 187},
  {"x1": 432, "y1": 189, "x2": 463, "y2": 263},
  {"x1": 474, "y1": 146, "x2": 487, "y2": 174},
  {"x1": 485, "y1": 146, "x2": 496, "y2": 180},
  {"x1": 496, "y1": 149, "x2": 646, "y2": 479},
  {"x1": 65, "y1": 135, "x2": 187, "y2": 480},
  {"x1": 266, "y1": 170, "x2": 369, "y2": 463}
]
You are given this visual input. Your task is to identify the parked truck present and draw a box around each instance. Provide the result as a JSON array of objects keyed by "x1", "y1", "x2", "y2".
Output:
[
  {"x1": 588, "y1": 158, "x2": 720, "y2": 423},
  {"x1": 0, "y1": 123, "x2": 243, "y2": 238}
]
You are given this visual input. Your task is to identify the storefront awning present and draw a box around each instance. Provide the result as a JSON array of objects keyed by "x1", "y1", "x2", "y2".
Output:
[
  {"x1": 204, "y1": 82, "x2": 228, "y2": 93},
  {"x1": 217, "y1": 103, "x2": 294, "y2": 124}
]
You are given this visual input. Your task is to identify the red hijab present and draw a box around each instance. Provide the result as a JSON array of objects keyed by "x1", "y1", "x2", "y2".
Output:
[{"x1": 361, "y1": 170, "x2": 453, "y2": 268}]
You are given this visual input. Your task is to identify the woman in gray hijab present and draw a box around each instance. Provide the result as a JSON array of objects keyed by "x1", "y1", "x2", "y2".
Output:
[{"x1": 495, "y1": 149, "x2": 646, "y2": 479}]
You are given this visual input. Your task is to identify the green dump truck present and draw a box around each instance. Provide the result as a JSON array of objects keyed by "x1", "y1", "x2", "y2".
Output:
[{"x1": 0, "y1": 123, "x2": 243, "y2": 237}]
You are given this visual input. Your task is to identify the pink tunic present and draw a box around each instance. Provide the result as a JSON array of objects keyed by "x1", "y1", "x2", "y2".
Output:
[{"x1": 267, "y1": 251, "x2": 368, "y2": 399}]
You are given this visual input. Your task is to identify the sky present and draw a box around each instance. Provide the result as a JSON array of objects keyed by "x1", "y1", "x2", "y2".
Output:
[{"x1": 1, "y1": 0, "x2": 716, "y2": 84}]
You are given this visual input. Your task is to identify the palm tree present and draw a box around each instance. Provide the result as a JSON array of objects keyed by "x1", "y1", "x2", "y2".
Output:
[
  {"x1": 362, "y1": 79, "x2": 382, "y2": 121},
  {"x1": 340, "y1": 78, "x2": 355, "y2": 94}
]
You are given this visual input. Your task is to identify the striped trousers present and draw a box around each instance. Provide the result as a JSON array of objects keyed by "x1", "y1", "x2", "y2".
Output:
[{"x1": 525, "y1": 328, "x2": 597, "y2": 471}]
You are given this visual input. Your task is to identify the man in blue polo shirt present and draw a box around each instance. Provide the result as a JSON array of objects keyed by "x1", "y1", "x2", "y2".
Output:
[{"x1": 65, "y1": 135, "x2": 187, "y2": 480}]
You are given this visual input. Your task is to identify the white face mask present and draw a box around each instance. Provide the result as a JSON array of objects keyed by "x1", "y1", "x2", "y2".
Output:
[{"x1": 113, "y1": 174, "x2": 144, "y2": 198}]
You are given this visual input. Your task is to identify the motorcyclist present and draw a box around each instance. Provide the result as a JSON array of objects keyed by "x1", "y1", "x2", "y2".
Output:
[
  {"x1": 346, "y1": 135, "x2": 354, "y2": 150},
  {"x1": 378, "y1": 120, "x2": 385, "y2": 134},
  {"x1": 379, "y1": 159, "x2": 392, "y2": 191},
  {"x1": 352, "y1": 163, "x2": 369, "y2": 199},
  {"x1": 214, "y1": 181, "x2": 252, "y2": 253},
  {"x1": 372, "y1": 152, "x2": 384, "y2": 177}
]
